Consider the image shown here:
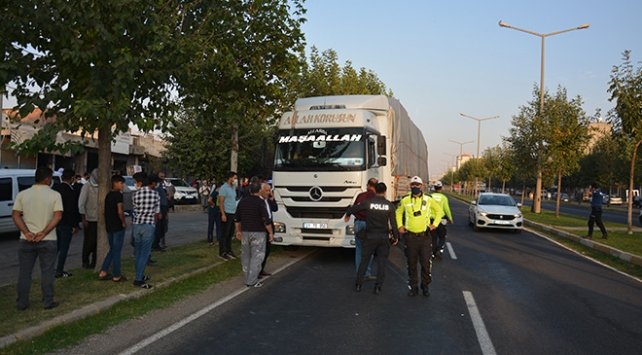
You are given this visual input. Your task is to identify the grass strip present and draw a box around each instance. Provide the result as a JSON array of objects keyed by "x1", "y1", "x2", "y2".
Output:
[
  {"x1": 0, "y1": 240, "x2": 243, "y2": 338},
  {"x1": 528, "y1": 224, "x2": 642, "y2": 280},
  {"x1": 0, "y1": 257, "x2": 243, "y2": 355}
]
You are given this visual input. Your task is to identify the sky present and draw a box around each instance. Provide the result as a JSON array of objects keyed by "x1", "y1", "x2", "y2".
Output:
[{"x1": 301, "y1": 0, "x2": 642, "y2": 179}]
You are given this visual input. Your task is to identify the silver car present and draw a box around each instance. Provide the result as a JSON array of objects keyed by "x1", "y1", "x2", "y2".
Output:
[{"x1": 469, "y1": 192, "x2": 523, "y2": 232}]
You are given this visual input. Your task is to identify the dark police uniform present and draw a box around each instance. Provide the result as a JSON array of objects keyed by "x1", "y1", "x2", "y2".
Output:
[{"x1": 345, "y1": 195, "x2": 399, "y2": 293}]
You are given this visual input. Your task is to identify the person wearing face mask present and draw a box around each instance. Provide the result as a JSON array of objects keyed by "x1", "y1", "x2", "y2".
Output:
[
  {"x1": 395, "y1": 176, "x2": 443, "y2": 297},
  {"x1": 218, "y1": 171, "x2": 239, "y2": 260}
]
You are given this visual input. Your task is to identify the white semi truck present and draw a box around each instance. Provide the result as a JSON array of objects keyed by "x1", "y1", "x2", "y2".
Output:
[{"x1": 271, "y1": 95, "x2": 428, "y2": 248}]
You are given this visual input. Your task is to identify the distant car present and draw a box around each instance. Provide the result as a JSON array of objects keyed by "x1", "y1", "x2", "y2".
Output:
[
  {"x1": 633, "y1": 196, "x2": 642, "y2": 209},
  {"x1": 469, "y1": 192, "x2": 523, "y2": 232},
  {"x1": 165, "y1": 178, "x2": 199, "y2": 205},
  {"x1": 608, "y1": 196, "x2": 623, "y2": 206}
]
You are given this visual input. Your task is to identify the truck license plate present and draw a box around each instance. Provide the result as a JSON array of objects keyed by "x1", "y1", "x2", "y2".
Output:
[{"x1": 303, "y1": 223, "x2": 327, "y2": 229}]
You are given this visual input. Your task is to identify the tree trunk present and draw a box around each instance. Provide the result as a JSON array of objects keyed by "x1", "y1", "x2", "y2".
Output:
[
  {"x1": 627, "y1": 139, "x2": 642, "y2": 234},
  {"x1": 502, "y1": 180, "x2": 506, "y2": 194},
  {"x1": 230, "y1": 123, "x2": 238, "y2": 172},
  {"x1": 94, "y1": 128, "x2": 112, "y2": 273},
  {"x1": 521, "y1": 183, "x2": 526, "y2": 205},
  {"x1": 532, "y1": 169, "x2": 542, "y2": 213},
  {"x1": 555, "y1": 170, "x2": 562, "y2": 218}
]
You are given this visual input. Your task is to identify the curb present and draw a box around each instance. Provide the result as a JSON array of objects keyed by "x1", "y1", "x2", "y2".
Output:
[
  {"x1": 0, "y1": 260, "x2": 226, "y2": 349},
  {"x1": 524, "y1": 219, "x2": 642, "y2": 268}
]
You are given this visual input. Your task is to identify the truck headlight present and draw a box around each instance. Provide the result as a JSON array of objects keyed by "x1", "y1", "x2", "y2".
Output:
[
  {"x1": 273, "y1": 222, "x2": 286, "y2": 233},
  {"x1": 345, "y1": 224, "x2": 355, "y2": 235}
]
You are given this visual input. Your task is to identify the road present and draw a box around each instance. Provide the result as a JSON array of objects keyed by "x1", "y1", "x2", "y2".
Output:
[
  {"x1": 70, "y1": 199, "x2": 642, "y2": 354},
  {"x1": 0, "y1": 209, "x2": 209, "y2": 287},
  {"x1": 515, "y1": 197, "x2": 641, "y2": 226}
]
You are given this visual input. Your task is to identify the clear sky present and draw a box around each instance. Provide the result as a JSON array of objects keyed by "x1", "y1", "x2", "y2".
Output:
[{"x1": 301, "y1": 0, "x2": 642, "y2": 179}]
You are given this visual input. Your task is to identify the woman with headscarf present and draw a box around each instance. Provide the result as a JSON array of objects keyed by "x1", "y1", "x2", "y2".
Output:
[{"x1": 78, "y1": 168, "x2": 99, "y2": 268}]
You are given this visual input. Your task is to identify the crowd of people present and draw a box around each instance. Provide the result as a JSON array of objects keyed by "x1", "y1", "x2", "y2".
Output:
[
  {"x1": 13, "y1": 165, "x2": 457, "y2": 310},
  {"x1": 12, "y1": 167, "x2": 278, "y2": 310}
]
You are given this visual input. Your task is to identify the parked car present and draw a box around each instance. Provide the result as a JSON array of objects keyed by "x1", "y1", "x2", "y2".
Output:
[
  {"x1": 469, "y1": 192, "x2": 523, "y2": 232},
  {"x1": 165, "y1": 178, "x2": 199, "y2": 205},
  {"x1": 633, "y1": 196, "x2": 642, "y2": 209},
  {"x1": 0, "y1": 169, "x2": 62, "y2": 234}
]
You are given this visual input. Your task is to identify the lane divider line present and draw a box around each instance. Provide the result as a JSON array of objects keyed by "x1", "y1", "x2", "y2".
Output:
[
  {"x1": 463, "y1": 291, "x2": 497, "y2": 355},
  {"x1": 446, "y1": 242, "x2": 457, "y2": 260},
  {"x1": 118, "y1": 252, "x2": 314, "y2": 355}
]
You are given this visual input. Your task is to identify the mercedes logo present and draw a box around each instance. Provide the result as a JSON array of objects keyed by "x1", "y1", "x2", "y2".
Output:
[{"x1": 309, "y1": 186, "x2": 323, "y2": 201}]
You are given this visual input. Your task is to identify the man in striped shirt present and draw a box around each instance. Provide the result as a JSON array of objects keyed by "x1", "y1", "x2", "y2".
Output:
[{"x1": 132, "y1": 172, "x2": 160, "y2": 289}]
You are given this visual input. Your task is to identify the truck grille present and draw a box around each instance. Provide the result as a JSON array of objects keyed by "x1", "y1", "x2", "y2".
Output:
[
  {"x1": 285, "y1": 206, "x2": 348, "y2": 219},
  {"x1": 283, "y1": 186, "x2": 348, "y2": 193},
  {"x1": 290, "y1": 196, "x2": 343, "y2": 202}
]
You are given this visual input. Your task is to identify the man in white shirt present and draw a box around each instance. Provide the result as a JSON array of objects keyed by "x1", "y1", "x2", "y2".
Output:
[{"x1": 13, "y1": 167, "x2": 63, "y2": 310}]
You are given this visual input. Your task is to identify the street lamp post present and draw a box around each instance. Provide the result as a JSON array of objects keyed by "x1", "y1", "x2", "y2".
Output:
[
  {"x1": 449, "y1": 139, "x2": 473, "y2": 169},
  {"x1": 459, "y1": 114, "x2": 498, "y2": 196},
  {"x1": 499, "y1": 20, "x2": 589, "y2": 213},
  {"x1": 450, "y1": 139, "x2": 473, "y2": 194}
]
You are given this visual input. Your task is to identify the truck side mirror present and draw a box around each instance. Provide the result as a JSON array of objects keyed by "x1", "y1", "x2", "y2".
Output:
[
  {"x1": 377, "y1": 135, "x2": 386, "y2": 155},
  {"x1": 377, "y1": 156, "x2": 387, "y2": 166}
]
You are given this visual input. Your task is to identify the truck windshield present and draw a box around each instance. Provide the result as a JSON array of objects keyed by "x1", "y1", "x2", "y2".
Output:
[{"x1": 274, "y1": 128, "x2": 365, "y2": 171}]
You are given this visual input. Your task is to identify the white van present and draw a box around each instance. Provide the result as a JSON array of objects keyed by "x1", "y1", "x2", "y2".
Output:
[{"x1": 0, "y1": 169, "x2": 62, "y2": 234}]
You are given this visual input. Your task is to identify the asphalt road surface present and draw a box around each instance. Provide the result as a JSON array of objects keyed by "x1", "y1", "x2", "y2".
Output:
[{"x1": 104, "y1": 199, "x2": 642, "y2": 355}]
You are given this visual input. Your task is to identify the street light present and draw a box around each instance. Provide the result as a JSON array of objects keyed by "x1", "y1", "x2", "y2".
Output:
[
  {"x1": 459, "y1": 113, "x2": 499, "y2": 159},
  {"x1": 449, "y1": 139, "x2": 473, "y2": 169},
  {"x1": 499, "y1": 20, "x2": 589, "y2": 213}
]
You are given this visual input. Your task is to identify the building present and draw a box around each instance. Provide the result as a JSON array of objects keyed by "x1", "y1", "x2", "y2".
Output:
[
  {"x1": 1, "y1": 108, "x2": 166, "y2": 174},
  {"x1": 586, "y1": 121, "x2": 612, "y2": 154}
]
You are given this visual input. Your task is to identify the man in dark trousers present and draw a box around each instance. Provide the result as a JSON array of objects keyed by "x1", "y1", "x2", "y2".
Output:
[
  {"x1": 53, "y1": 169, "x2": 80, "y2": 278},
  {"x1": 351, "y1": 178, "x2": 377, "y2": 279},
  {"x1": 585, "y1": 182, "x2": 608, "y2": 239},
  {"x1": 344, "y1": 182, "x2": 399, "y2": 295},
  {"x1": 258, "y1": 182, "x2": 277, "y2": 278}
]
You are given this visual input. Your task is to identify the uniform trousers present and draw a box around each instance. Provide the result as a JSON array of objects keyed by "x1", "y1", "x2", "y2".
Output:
[
  {"x1": 405, "y1": 232, "x2": 432, "y2": 290},
  {"x1": 356, "y1": 237, "x2": 390, "y2": 286}
]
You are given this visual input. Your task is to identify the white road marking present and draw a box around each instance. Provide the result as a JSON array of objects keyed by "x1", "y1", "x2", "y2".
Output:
[
  {"x1": 446, "y1": 241, "x2": 457, "y2": 260},
  {"x1": 463, "y1": 291, "x2": 497, "y2": 355},
  {"x1": 118, "y1": 256, "x2": 308, "y2": 355}
]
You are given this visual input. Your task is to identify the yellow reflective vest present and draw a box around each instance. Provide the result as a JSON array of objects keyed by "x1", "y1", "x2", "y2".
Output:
[
  {"x1": 430, "y1": 192, "x2": 452, "y2": 222},
  {"x1": 395, "y1": 193, "x2": 444, "y2": 234}
]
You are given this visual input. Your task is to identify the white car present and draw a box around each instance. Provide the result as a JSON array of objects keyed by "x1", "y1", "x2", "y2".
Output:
[
  {"x1": 469, "y1": 192, "x2": 523, "y2": 232},
  {"x1": 165, "y1": 178, "x2": 199, "y2": 205}
]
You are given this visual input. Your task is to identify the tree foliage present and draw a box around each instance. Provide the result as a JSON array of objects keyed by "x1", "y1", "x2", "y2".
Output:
[
  {"x1": 295, "y1": 47, "x2": 392, "y2": 97},
  {"x1": 607, "y1": 50, "x2": 642, "y2": 232}
]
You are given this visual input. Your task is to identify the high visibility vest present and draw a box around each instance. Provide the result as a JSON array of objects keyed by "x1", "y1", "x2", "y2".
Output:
[{"x1": 395, "y1": 193, "x2": 444, "y2": 233}]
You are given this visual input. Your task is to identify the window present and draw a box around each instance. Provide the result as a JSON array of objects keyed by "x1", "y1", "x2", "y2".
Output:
[
  {"x1": 18, "y1": 177, "x2": 35, "y2": 192},
  {"x1": 0, "y1": 178, "x2": 12, "y2": 201}
]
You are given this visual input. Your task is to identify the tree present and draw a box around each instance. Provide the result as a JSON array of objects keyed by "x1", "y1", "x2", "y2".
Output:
[
  {"x1": 176, "y1": 0, "x2": 306, "y2": 174},
  {"x1": 505, "y1": 87, "x2": 548, "y2": 211},
  {"x1": 544, "y1": 87, "x2": 590, "y2": 217},
  {"x1": 296, "y1": 47, "x2": 391, "y2": 97},
  {"x1": 608, "y1": 50, "x2": 642, "y2": 233},
  {"x1": 483, "y1": 144, "x2": 515, "y2": 193},
  {"x1": 1, "y1": 1, "x2": 192, "y2": 270}
]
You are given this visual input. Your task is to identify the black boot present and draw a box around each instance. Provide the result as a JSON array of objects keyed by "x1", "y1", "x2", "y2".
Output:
[
  {"x1": 407, "y1": 286, "x2": 418, "y2": 297},
  {"x1": 355, "y1": 283, "x2": 362, "y2": 292},
  {"x1": 374, "y1": 284, "x2": 382, "y2": 295}
]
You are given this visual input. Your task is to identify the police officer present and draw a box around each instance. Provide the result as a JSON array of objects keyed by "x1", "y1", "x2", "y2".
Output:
[
  {"x1": 344, "y1": 182, "x2": 399, "y2": 295},
  {"x1": 396, "y1": 176, "x2": 443, "y2": 297},
  {"x1": 430, "y1": 181, "x2": 453, "y2": 260}
]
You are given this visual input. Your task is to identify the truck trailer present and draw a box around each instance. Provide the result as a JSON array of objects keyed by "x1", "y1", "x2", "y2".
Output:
[{"x1": 271, "y1": 95, "x2": 428, "y2": 248}]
